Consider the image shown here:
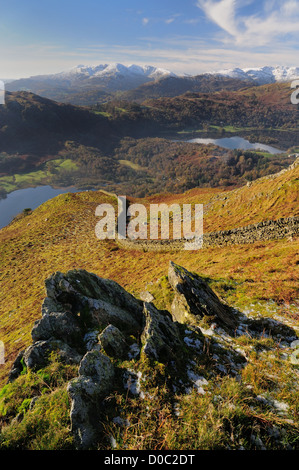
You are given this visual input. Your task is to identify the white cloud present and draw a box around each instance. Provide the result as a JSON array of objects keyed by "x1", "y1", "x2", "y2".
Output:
[
  {"x1": 197, "y1": 0, "x2": 239, "y2": 37},
  {"x1": 165, "y1": 14, "x2": 181, "y2": 24},
  {"x1": 184, "y1": 18, "x2": 201, "y2": 24},
  {"x1": 197, "y1": 0, "x2": 299, "y2": 47},
  {"x1": 1, "y1": 38, "x2": 298, "y2": 79},
  {"x1": 142, "y1": 17, "x2": 149, "y2": 26},
  {"x1": 281, "y1": 0, "x2": 298, "y2": 15}
]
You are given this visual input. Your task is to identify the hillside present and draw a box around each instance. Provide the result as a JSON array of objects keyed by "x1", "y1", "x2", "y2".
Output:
[
  {"x1": 0, "y1": 158, "x2": 298, "y2": 449},
  {"x1": 138, "y1": 82, "x2": 298, "y2": 146},
  {"x1": 0, "y1": 160, "x2": 298, "y2": 381},
  {"x1": 139, "y1": 158, "x2": 299, "y2": 232},
  {"x1": 54, "y1": 75, "x2": 255, "y2": 106},
  {"x1": 0, "y1": 91, "x2": 116, "y2": 156}
]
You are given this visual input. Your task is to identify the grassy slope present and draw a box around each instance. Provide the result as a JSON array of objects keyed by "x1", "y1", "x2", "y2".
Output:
[
  {"x1": 0, "y1": 162, "x2": 298, "y2": 388},
  {"x1": 140, "y1": 160, "x2": 299, "y2": 232}
]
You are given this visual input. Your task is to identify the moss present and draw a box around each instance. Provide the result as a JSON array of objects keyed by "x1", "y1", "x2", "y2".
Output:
[
  {"x1": 0, "y1": 354, "x2": 77, "y2": 420},
  {"x1": 146, "y1": 276, "x2": 175, "y2": 311},
  {"x1": 17, "y1": 398, "x2": 32, "y2": 414},
  {"x1": 0, "y1": 388, "x2": 74, "y2": 450}
]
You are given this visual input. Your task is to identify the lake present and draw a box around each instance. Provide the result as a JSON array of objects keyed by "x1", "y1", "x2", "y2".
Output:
[
  {"x1": 187, "y1": 136, "x2": 283, "y2": 154},
  {"x1": 0, "y1": 136, "x2": 284, "y2": 230},
  {"x1": 0, "y1": 185, "x2": 86, "y2": 230}
]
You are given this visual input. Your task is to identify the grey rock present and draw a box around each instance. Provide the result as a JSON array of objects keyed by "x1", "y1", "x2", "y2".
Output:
[
  {"x1": 8, "y1": 350, "x2": 25, "y2": 383},
  {"x1": 29, "y1": 396, "x2": 39, "y2": 410},
  {"x1": 67, "y1": 378, "x2": 95, "y2": 449},
  {"x1": 41, "y1": 296, "x2": 65, "y2": 317},
  {"x1": 67, "y1": 350, "x2": 114, "y2": 449},
  {"x1": 84, "y1": 329, "x2": 102, "y2": 351},
  {"x1": 141, "y1": 302, "x2": 182, "y2": 362},
  {"x1": 86, "y1": 297, "x2": 142, "y2": 335},
  {"x1": 140, "y1": 291, "x2": 155, "y2": 302},
  {"x1": 31, "y1": 310, "x2": 83, "y2": 348},
  {"x1": 98, "y1": 325, "x2": 129, "y2": 358},
  {"x1": 44, "y1": 270, "x2": 144, "y2": 335},
  {"x1": 168, "y1": 261, "x2": 237, "y2": 330},
  {"x1": 23, "y1": 339, "x2": 82, "y2": 371},
  {"x1": 78, "y1": 349, "x2": 114, "y2": 383}
]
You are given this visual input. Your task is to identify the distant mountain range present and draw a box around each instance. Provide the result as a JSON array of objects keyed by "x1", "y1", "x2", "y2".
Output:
[
  {"x1": 4, "y1": 64, "x2": 299, "y2": 106},
  {"x1": 209, "y1": 66, "x2": 299, "y2": 85},
  {"x1": 6, "y1": 63, "x2": 176, "y2": 94}
]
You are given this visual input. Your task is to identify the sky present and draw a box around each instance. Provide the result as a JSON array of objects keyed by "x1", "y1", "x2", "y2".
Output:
[{"x1": 0, "y1": 0, "x2": 298, "y2": 79}]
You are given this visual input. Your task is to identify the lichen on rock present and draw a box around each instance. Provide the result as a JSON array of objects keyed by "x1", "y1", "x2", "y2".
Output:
[
  {"x1": 99, "y1": 324, "x2": 129, "y2": 358},
  {"x1": 168, "y1": 261, "x2": 237, "y2": 330},
  {"x1": 141, "y1": 301, "x2": 183, "y2": 363},
  {"x1": 67, "y1": 350, "x2": 115, "y2": 449}
]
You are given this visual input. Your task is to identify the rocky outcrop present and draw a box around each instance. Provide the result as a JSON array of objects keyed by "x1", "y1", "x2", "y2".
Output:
[
  {"x1": 43, "y1": 269, "x2": 144, "y2": 335},
  {"x1": 168, "y1": 262, "x2": 237, "y2": 330},
  {"x1": 7, "y1": 269, "x2": 147, "y2": 449},
  {"x1": 7, "y1": 263, "x2": 297, "y2": 449}
]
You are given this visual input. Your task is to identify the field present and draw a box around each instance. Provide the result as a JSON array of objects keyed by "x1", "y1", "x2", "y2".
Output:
[{"x1": 0, "y1": 159, "x2": 78, "y2": 194}]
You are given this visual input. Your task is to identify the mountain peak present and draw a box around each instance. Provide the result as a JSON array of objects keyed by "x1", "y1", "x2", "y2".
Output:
[
  {"x1": 57, "y1": 63, "x2": 176, "y2": 81},
  {"x1": 6, "y1": 63, "x2": 177, "y2": 94},
  {"x1": 209, "y1": 65, "x2": 299, "y2": 84}
]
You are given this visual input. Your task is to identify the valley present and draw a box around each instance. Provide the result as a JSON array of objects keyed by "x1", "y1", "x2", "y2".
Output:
[{"x1": 0, "y1": 79, "x2": 298, "y2": 205}]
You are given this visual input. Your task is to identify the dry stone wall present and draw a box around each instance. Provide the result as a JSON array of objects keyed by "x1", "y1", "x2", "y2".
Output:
[{"x1": 117, "y1": 216, "x2": 299, "y2": 252}]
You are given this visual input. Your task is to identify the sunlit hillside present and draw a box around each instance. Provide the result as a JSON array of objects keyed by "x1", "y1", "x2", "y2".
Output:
[{"x1": 1, "y1": 161, "x2": 298, "y2": 388}]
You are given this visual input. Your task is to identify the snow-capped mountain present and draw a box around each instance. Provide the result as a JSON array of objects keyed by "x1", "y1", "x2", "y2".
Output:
[
  {"x1": 7, "y1": 63, "x2": 177, "y2": 94},
  {"x1": 6, "y1": 63, "x2": 299, "y2": 106},
  {"x1": 209, "y1": 66, "x2": 299, "y2": 84},
  {"x1": 50, "y1": 63, "x2": 177, "y2": 82}
]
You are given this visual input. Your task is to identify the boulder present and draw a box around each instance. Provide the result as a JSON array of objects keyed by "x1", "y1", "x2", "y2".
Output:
[
  {"x1": 139, "y1": 291, "x2": 155, "y2": 302},
  {"x1": 44, "y1": 270, "x2": 144, "y2": 335},
  {"x1": 168, "y1": 261, "x2": 237, "y2": 330},
  {"x1": 98, "y1": 325, "x2": 129, "y2": 358},
  {"x1": 77, "y1": 349, "x2": 114, "y2": 382},
  {"x1": 23, "y1": 339, "x2": 82, "y2": 371},
  {"x1": 141, "y1": 302, "x2": 183, "y2": 363}
]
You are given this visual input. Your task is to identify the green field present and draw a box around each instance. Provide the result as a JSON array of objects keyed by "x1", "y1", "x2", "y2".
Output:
[{"x1": 0, "y1": 159, "x2": 78, "y2": 194}]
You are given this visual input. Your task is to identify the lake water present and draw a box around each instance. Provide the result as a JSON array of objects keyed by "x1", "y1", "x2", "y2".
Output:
[
  {"x1": 187, "y1": 136, "x2": 283, "y2": 154},
  {"x1": 0, "y1": 185, "x2": 85, "y2": 230}
]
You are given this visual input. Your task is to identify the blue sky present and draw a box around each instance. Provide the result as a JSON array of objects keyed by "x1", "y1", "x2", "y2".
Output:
[{"x1": 1, "y1": 0, "x2": 298, "y2": 78}]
